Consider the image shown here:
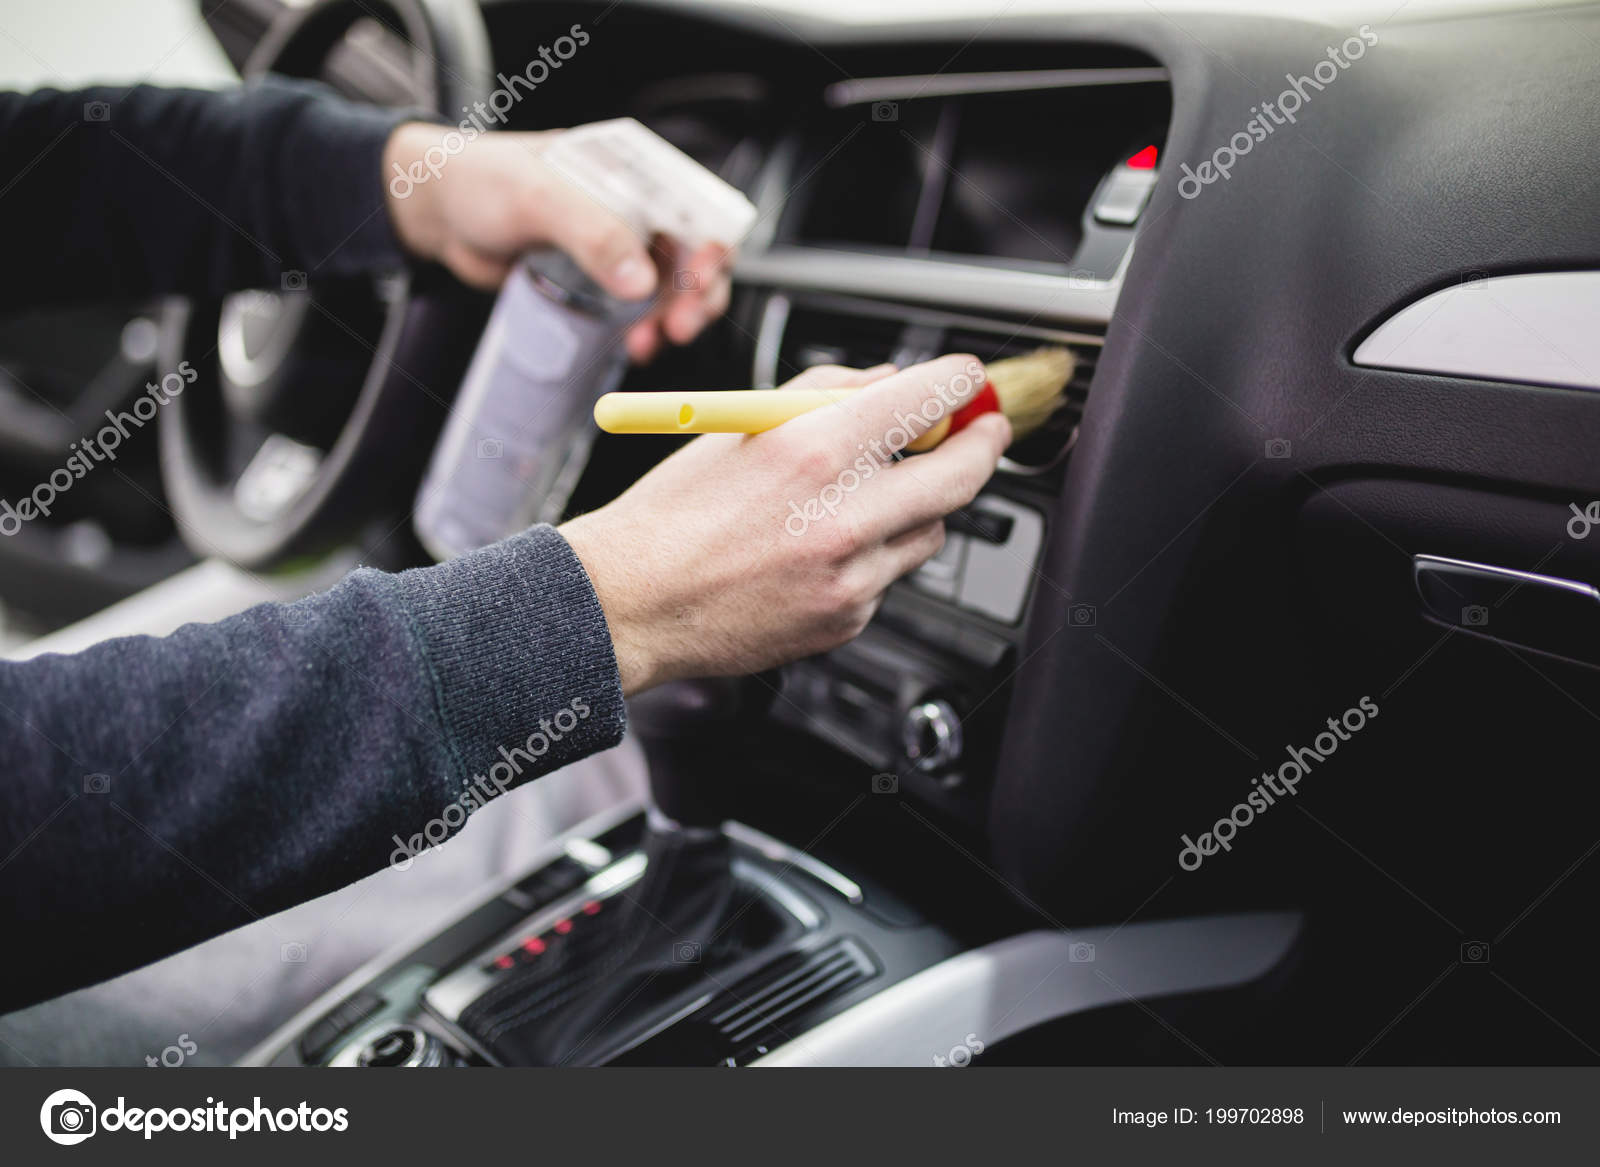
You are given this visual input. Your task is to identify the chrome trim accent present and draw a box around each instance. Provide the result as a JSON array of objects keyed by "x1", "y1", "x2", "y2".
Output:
[
  {"x1": 902, "y1": 699, "x2": 963, "y2": 773},
  {"x1": 232, "y1": 434, "x2": 322, "y2": 523},
  {"x1": 753, "y1": 912, "x2": 1302, "y2": 1066},
  {"x1": 752, "y1": 292, "x2": 791, "y2": 388},
  {"x1": 825, "y1": 67, "x2": 1170, "y2": 107},
  {"x1": 735, "y1": 246, "x2": 1127, "y2": 326},
  {"x1": 562, "y1": 836, "x2": 613, "y2": 870},
  {"x1": 763, "y1": 289, "x2": 1105, "y2": 351},
  {"x1": 217, "y1": 290, "x2": 305, "y2": 389},
  {"x1": 730, "y1": 856, "x2": 825, "y2": 929},
  {"x1": 1353, "y1": 270, "x2": 1600, "y2": 391},
  {"x1": 329, "y1": 1024, "x2": 446, "y2": 1069},
  {"x1": 743, "y1": 134, "x2": 799, "y2": 255},
  {"x1": 723, "y1": 820, "x2": 864, "y2": 905},
  {"x1": 1413, "y1": 554, "x2": 1600, "y2": 602},
  {"x1": 997, "y1": 427, "x2": 1079, "y2": 478}
]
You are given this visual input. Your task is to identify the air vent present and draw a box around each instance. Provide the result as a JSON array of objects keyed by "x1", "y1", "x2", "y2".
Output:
[
  {"x1": 777, "y1": 303, "x2": 909, "y2": 375},
  {"x1": 789, "y1": 66, "x2": 1170, "y2": 264},
  {"x1": 944, "y1": 324, "x2": 1102, "y2": 474},
  {"x1": 711, "y1": 938, "x2": 877, "y2": 1050},
  {"x1": 762, "y1": 293, "x2": 1104, "y2": 476}
]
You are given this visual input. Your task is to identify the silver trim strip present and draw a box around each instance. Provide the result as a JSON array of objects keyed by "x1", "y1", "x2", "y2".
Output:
[
  {"x1": 735, "y1": 246, "x2": 1127, "y2": 326},
  {"x1": 752, "y1": 912, "x2": 1302, "y2": 1066},
  {"x1": 762, "y1": 288, "x2": 1105, "y2": 351},
  {"x1": 722, "y1": 821, "x2": 864, "y2": 905},
  {"x1": 752, "y1": 292, "x2": 791, "y2": 388},
  {"x1": 1413, "y1": 554, "x2": 1600, "y2": 602},
  {"x1": 1353, "y1": 270, "x2": 1600, "y2": 392},
  {"x1": 825, "y1": 67, "x2": 1170, "y2": 107},
  {"x1": 326, "y1": 1023, "x2": 444, "y2": 1069}
]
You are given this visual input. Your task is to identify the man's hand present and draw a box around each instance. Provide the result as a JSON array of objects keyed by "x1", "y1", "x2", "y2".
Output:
[
  {"x1": 559, "y1": 356, "x2": 1012, "y2": 695},
  {"x1": 383, "y1": 122, "x2": 731, "y2": 363}
]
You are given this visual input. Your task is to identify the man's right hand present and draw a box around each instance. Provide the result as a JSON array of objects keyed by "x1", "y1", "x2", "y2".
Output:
[{"x1": 559, "y1": 355, "x2": 1011, "y2": 695}]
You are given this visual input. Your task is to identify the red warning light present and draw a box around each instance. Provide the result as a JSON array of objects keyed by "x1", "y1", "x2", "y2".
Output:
[{"x1": 1126, "y1": 145, "x2": 1158, "y2": 170}]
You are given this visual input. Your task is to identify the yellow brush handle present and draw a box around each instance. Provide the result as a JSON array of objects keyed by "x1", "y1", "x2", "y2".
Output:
[{"x1": 593, "y1": 389, "x2": 950, "y2": 451}]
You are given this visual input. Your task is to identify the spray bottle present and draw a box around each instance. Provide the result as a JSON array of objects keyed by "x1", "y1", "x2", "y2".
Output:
[{"x1": 414, "y1": 118, "x2": 758, "y2": 560}]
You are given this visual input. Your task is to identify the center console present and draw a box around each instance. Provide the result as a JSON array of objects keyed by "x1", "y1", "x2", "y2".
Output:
[
  {"x1": 244, "y1": 666, "x2": 1297, "y2": 1070},
  {"x1": 249, "y1": 803, "x2": 971, "y2": 1067}
]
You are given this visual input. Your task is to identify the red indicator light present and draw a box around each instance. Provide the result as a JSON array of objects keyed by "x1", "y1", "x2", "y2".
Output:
[
  {"x1": 1126, "y1": 145, "x2": 1158, "y2": 170},
  {"x1": 581, "y1": 900, "x2": 602, "y2": 916},
  {"x1": 493, "y1": 955, "x2": 514, "y2": 970},
  {"x1": 553, "y1": 918, "x2": 573, "y2": 935},
  {"x1": 521, "y1": 937, "x2": 546, "y2": 955}
]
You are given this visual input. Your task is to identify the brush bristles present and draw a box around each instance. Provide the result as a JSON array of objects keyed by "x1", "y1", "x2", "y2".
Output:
[{"x1": 987, "y1": 347, "x2": 1075, "y2": 439}]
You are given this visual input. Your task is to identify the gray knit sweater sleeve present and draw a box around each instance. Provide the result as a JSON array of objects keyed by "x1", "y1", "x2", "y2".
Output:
[{"x1": 0, "y1": 526, "x2": 626, "y2": 1010}]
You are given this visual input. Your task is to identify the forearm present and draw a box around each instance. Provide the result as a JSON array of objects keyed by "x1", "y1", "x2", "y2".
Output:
[
  {"x1": 0, "y1": 526, "x2": 624, "y2": 1010},
  {"x1": 0, "y1": 80, "x2": 416, "y2": 308}
]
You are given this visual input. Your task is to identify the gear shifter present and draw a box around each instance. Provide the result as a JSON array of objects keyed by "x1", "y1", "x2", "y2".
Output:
[
  {"x1": 456, "y1": 675, "x2": 781, "y2": 1065},
  {"x1": 628, "y1": 673, "x2": 779, "y2": 827}
]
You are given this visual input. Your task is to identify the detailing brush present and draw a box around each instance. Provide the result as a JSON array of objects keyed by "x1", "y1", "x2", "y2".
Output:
[{"x1": 592, "y1": 346, "x2": 1075, "y2": 452}]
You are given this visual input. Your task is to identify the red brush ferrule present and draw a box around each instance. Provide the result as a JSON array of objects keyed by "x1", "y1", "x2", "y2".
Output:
[{"x1": 946, "y1": 381, "x2": 1000, "y2": 436}]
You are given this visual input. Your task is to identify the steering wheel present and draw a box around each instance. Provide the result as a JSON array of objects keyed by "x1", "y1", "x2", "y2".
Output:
[{"x1": 157, "y1": 0, "x2": 493, "y2": 568}]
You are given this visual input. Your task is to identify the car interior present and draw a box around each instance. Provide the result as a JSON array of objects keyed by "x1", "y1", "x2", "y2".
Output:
[{"x1": 5, "y1": 0, "x2": 1600, "y2": 1069}]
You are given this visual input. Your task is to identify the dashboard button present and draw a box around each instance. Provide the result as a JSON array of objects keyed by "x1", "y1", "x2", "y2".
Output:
[{"x1": 1093, "y1": 165, "x2": 1158, "y2": 226}]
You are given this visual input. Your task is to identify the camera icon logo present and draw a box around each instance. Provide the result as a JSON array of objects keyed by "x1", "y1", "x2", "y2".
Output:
[
  {"x1": 871, "y1": 772, "x2": 899, "y2": 795},
  {"x1": 1460, "y1": 941, "x2": 1490, "y2": 964},
  {"x1": 476, "y1": 438, "x2": 504, "y2": 459},
  {"x1": 1069, "y1": 603, "x2": 1097, "y2": 627},
  {"x1": 83, "y1": 101, "x2": 110, "y2": 123},
  {"x1": 281, "y1": 270, "x2": 308, "y2": 292},
  {"x1": 1069, "y1": 942, "x2": 1096, "y2": 963},
  {"x1": 871, "y1": 101, "x2": 898, "y2": 122},
  {"x1": 280, "y1": 941, "x2": 307, "y2": 963},
  {"x1": 672, "y1": 270, "x2": 700, "y2": 291},
  {"x1": 83, "y1": 773, "x2": 111, "y2": 794},
  {"x1": 673, "y1": 941, "x2": 702, "y2": 964},
  {"x1": 1461, "y1": 605, "x2": 1489, "y2": 627},
  {"x1": 1461, "y1": 271, "x2": 1488, "y2": 291},
  {"x1": 1265, "y1": 438, "x2": 1292, "y2": 459},
  {"x1": 40, "y1": 1088, "x2": 97, "y2": 1145}
]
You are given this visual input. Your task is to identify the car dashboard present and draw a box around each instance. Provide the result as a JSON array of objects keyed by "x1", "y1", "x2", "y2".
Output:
[{"x1": 246, "y1": 0, "x2": 1600, "y2": 1067}]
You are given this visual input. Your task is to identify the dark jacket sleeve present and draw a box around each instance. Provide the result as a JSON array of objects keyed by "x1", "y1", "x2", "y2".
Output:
[
  {"x1": 0, "y1": 80, "x2": 415, "y2": 309},
  {"x1": 0, "y1": 525, "x2": 627, "y2": 1011}
]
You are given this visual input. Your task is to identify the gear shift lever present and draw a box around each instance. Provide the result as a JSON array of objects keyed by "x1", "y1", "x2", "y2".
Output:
[
  {"x1": 626, "y1": 673, "x2": 779, "y2": 828},
  {"x1": 454, "y1": 674, "x2": 784, "y2": 1064}
]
